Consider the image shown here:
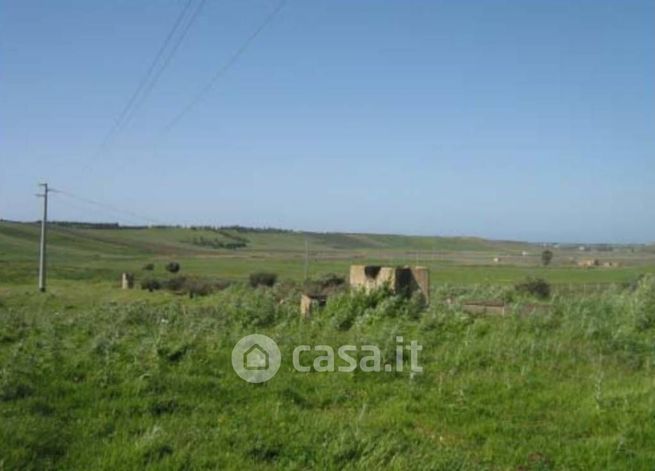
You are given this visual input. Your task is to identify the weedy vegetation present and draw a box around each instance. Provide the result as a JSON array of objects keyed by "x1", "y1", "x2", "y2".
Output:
[
  {"x1": 1, "y1": 276, "x2": 655, "y2": 469},
  {"x1": 1, "y1": 221, "x2": 655, "y2": 469}
]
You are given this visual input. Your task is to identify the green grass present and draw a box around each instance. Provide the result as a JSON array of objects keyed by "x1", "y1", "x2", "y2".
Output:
[
  {"x1": 2, "y1": 280, "x2": 655, "y2": 469},
  {"x1": 2, "y1": 221, "x2": 655, "y2": 469},
  {"x1": 1, "y1": 221, "x2": 653, "y2": 287}
]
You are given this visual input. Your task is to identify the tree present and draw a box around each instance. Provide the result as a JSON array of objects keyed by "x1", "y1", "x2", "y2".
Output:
[
  {"x1": 140, "y1": 277, "x2": 162, "y2": 292},
  {"x1": 515, "y1": 277, "x2": 551, "y2": 299},
  {"x1": 541, "y1": 250, "x2": 554, "y2": 267},
  {"x1": 165, "y1": 261, "x2": 181, "y2": 273},
  {"x1": 249, "y1": 272, "x2": 277, "y2": 288}
]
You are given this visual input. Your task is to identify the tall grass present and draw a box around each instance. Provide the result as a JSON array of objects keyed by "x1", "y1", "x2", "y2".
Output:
[{"x1": 1, "y1": 277, "x2": 655, "y2": 469}]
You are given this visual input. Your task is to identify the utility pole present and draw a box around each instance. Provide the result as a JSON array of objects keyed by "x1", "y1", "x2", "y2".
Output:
[
  {"x1": 304, "y1": 238, "x2": 309, "y2": 281},
  {"x1": 37, "y1": 183, "x2": 49, "y2": 292}
]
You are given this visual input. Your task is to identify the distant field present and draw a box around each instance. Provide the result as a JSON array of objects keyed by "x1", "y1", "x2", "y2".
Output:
[{"x1": 0, "y1": 221, "x2": 653, "y2": 289}]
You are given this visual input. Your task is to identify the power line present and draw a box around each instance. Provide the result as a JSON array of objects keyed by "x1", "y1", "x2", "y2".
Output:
[
  {"x1": 51, "y1": 188, "x2": 168, "y2": 226},
  {"x1": 100, "y1": 0, "x2": 194, "y2": 151},
  {"x1": 116, "y1": 0, "x2": 208, "y2": 137},
  {"x1": 50, "y1": 195, "x2": 148, "y2": 226},
  {"x1": 162, "y1": 0, "x2": 287, "y2": 134},
  {"x1": 99, "y1": 0, "x2": 207, "y2": 152}
]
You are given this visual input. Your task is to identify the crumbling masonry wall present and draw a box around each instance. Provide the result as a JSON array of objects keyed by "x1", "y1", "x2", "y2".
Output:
[{"x1": 349, "y1": 265, "x2": 430, "y2": 304}]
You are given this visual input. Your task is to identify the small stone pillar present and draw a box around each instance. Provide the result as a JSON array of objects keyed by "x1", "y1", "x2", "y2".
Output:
[
  {"x1": 121, "y1": 272, "x2": 134, "y2": 289},
  {"x1": 300, "y1": 293, "x2": 327, "y2": 319},
  {"x1": 410, "y1": 266, "x2": 430, "y2": 304}
]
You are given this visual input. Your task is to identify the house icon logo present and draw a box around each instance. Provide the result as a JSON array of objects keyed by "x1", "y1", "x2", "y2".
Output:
[
  {"x1": 244, "y1": 344, "x2": 269, "y2": 370},
  {"x1": 231, "y1": 334, "x2": 281, "y2": 383}
]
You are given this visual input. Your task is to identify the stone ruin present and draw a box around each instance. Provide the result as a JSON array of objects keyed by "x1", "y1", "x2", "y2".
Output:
[
  {"x1": 298, "y1": 265, "x2": 431, "y2": 316},
  {"x1": 121, "y1": 272, "x2": 135, "y2": 289},
  {"x1": 300, "y1": 293, "x2": 328, "y2": 319},
  {"x1": 577, "y1": 259, "x2": 600, "y2": 268},
  {"x1": 349, "y1": 265, "x2": 430, "y2": 304}
]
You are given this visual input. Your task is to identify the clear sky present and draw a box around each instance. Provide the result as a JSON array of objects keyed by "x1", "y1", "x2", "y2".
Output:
[{"x1": 1, "y1": 0, "x2": 653, "y2": 243}]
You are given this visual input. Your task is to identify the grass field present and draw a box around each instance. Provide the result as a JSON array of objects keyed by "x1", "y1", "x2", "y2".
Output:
[
  {"x1": 1, "y1": 221, "x2": 653, "y2": 287},
  {"x1": 1, "y1": 221, "x2": 655, "y2": 469}
]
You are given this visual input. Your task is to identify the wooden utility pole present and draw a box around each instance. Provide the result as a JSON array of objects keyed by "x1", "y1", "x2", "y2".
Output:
[
  {"x1": 37, "y1": 183, "x2": 49, "y2": 292},
  {"x1": 304, "y1": 238, "x2": 309, "y2": 281}
]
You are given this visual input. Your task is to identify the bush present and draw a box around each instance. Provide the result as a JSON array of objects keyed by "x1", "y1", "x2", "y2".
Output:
[
  {"x1": 184, "y1": 278, "x2": 230, "y2": 298},
  {"x1": 164, "y1": 276, "x2": 187, "y2": 292},
  {"x1": 141, "y1": 274, "x2": 233, "y2": 298},
  {"x1": 186, "y1": 280, "x2": 216, "y2": 298},
  {"x1": 303, "y1": 273, "x2": 347, "y2": 297},
  {"x1": 514, "y1": 277, "x2": 551, "y2": 300},
  {"x1": 249, "y1": 272, "x2": 277, "y2": 288},
  {"x1": 317, "y1": 273, "x2": 346, "y2": 288},
  {"x1": 165, "y1": 262, "x2": 181, "y2": 274},
  {"x1": 141, "y1": 277, "x2": 162, "y2": 292},
  {"x1": 142, "y1": 263, "x2": 154, "y2": 271},
  {"x1": 323, "y1": 287, "x2": 397, "y2": 330}
]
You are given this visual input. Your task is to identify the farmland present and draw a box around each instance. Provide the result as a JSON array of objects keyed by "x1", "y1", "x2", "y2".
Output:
[
  {"x1": 1, "y1": 221, "x2": 655, "y2": 469},
  {"x1": 1, "y1": 220, "x2": 654, "y2": 288}
]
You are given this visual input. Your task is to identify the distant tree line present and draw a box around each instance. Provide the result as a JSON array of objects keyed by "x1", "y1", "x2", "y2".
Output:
[
  {"x1": 0, "y1": 219, "x2": 296, "y2": 233},
  {"x1": 217, "y1": 230, "x2": 249, "y2": 244},
  {"x1": 46, "y1": 221, "x2": 124, "y2": 229},
  {"x1": 218, "y1": 225, "x2": 294, "y2": 234},
  {"x1": 190, "y1": 225, "x2": 224, "y2": 232},
  {"x1": 189, "y1": 236, "x2": 248, "y2": 250}
]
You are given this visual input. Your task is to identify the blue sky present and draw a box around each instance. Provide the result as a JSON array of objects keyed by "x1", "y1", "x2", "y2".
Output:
[{"x1": 1, "y1": 0, "x2": 653, "y2": 243}]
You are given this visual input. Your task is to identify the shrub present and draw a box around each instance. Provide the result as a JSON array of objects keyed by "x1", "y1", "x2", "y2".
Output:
[
  {"x1": 541, "y1": 250, "x2": 554, "y2": 266},
  {"x1": 323, "y1": 287, "x2": 396, "y2": 330},
  {"x1": 186, "y1": 278, "x2": 231, "y2": 298},
  {"x1": 186, "y1": 280, "x2": 215, "y2": 298},
  {"x1": 141, "y1": 277, "x2": 162, "y2": 292},
  {"x1": 303, "y1": 273, "x2": 347, "y2": 297},
  {"x1": 154, "y1": 275, "x2": 232, "y2": 297},
  {"x1": 514, "y1": 277, "x2": 551, "y2": 300},
  {"x1": 165, "y1": 262, "x2": 181, "y2": 274},
  {"x1": 213, "y1": 279, "x2": 233, "y2": 291},
  {"x1": 318, "y1": 273, "x2": 346, "y2": 288},
  {"x1": 143, "y1": 263, "x2": 154, "y2": 271},
  {"x1": 214, "y1": 284, "x2": 282, "y2": 327},
  {"x1": 249, "y1": 272, "x2": 277, "y2": 288},
  {"x1": 164, "y1": 276, "x2": 187, "y2": 292}
]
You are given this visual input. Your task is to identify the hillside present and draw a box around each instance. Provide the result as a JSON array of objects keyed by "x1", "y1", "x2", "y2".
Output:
[
  {"x1": 0, "y1": 221, "x2": 529, "y2": 256},
  {"x1": 1, "y1": 221, "x2": 653, "y2": 287}
]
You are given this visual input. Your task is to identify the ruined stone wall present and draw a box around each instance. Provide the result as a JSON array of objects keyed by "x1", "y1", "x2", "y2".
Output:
[{"x1": 349, "y1": 265, "x2": 430, "y2": 303}]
